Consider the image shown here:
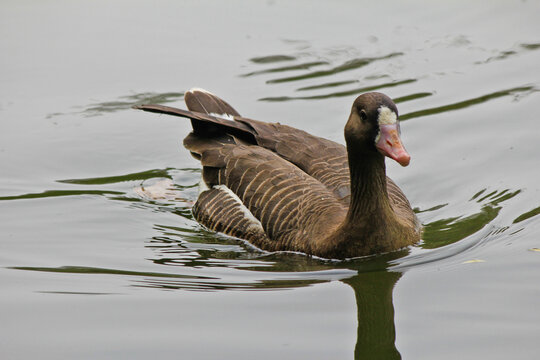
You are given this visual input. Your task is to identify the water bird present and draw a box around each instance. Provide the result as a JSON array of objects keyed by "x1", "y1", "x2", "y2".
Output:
[{"x1": 135, "y1": 89, "x2": 421, "y2": 259}]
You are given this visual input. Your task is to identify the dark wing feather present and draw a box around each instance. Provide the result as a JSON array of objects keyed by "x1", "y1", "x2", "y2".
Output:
[
  {"x1": 133, "y1": 104, "x2": 256, "y2": 143},
  {"x1": 184, "y1": 88, "x2": 241, "y2": 117}
]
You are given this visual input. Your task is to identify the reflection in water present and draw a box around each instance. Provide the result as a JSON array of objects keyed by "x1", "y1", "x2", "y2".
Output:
[
  {"x1": 0, "y1": 168, "x2": 197, "y2": 203},
  {"x1": 143, "y1": 221, "x2": 409, "y2": 358},
  {"x1": 58, "y1": 168, "x2": 179, "y2": 185},
  {"x1": 82, "y1": 92, "x2": 184, "y2": 116},
  {"x1": 11, "y1": 265, "x2": 215, "y2": 281},
  {"x1": 47, "y1": 91, "x2": 184, "y2": 118},
  {"x1": 400, "y1": 86, "x2": 536, "y2": 121},
  {"x1": 0, "y1": 189, "x2": 123, "y2": 201},
  {"x1": 260, "y1": 79, "x2": 416, "y2": 101},
  {"x1": 520, "y1": 42, "x2": 540, "y2": 50},
  {"x1": 265, "y1": 53, "x2": 403, "y2": 84},
  {"x1": 240, "y1": 61, "x2": 329, "y2": 77},
  {"x1": 12, "y1": 247, "x2": 406, "y2": 359},
  {"x1": 296, "y1": 80, "x2": 359, "y2": 91},
  {"x1": 421, "y1": 188, "x2": 521, "y2": 249},
  {"x1": 478, "y1": 42, "x2": 540, "y2": 64},
  {"x1": 414, "y1": 203, "x2": 448, "y2": 214},
  {"x1": 343, "y1": 270, "x2": 402, "y2": 360},
  {"x1": 393, "y1": 92, "x2": 433, "y2": 103},
  {"x1": 244, "y1": 45, "x2": 537, "y2": 127},
  {"x1": 513, "y1": 205, "x2": 540, "y2": 224},
  {"x1": 244, "y1": 47, "x2": 424, "y2": 104},
  {"x1": 249, "y1": 55, "x2": 297, "y2": 64}
]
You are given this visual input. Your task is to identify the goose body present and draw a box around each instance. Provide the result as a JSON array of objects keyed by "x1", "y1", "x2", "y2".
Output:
[{"x1": 136, "y1": 89, "x2": 421, "y2": 259}]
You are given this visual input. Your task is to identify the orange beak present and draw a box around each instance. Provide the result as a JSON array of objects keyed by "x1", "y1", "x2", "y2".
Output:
[{"x1": 375, "y1": 124, "x2": 411, "y2": 166}]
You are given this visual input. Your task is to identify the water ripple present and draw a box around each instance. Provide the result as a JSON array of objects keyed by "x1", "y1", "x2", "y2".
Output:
[
  {"x1": 400, "y1": 85, "x2": 537, "y2": 121},
  {"x1": 47, "y1": 91, "x2": 184, "y2": 119},
  {"x1": 513, "y1": 205, "x2": 540, "y2": 224},
  {"x1": 249, "y1": 54, "x2": 297, "y2": 64},
  {"x1": 420, "y1": 188, "x2": 521, "y2": 249},
  {"x1": 477, "y1": 42, "x2": 540, "y2": 64},
  {"x1": 58, "y1": 168, "x2": 178, "y2": 185},
  {"x1": 240, "y1": 61, "x2": 329, "y2": 77},
  {"x1": 10, "y1": 265, "x2": 214, "y2": 280},
  {"x1": 0, "y1": 189, "x2": 123, "y2": 201},
  {"x1": 265, "y1": 52, "x2": 403, "y2": 84},
  {"x1": 296, "y1": 80, "x2": 359, "y2": 91},
  {"x1": 259, "y1": 79, "x2": 416, "y2": 101},
  {"x1": 83, "y1": 92, "x2": 184, "y2": 116}
]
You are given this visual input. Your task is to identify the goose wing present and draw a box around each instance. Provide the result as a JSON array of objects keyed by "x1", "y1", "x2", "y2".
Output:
[
  {"x1": 233, "y1": 117, "x2": 352, "y2": 204},
  {"x1": 189, "y1": 138, "x2": 347, "y2": 252}
]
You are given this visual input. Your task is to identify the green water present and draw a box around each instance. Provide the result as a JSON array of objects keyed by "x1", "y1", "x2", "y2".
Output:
[{"x1": 1, "y1": 1, "x2": 540, "y2": 359}]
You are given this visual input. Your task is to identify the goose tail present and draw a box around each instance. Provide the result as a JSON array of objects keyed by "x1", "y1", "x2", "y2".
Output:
[{"x1": 133, "y1": 89, "x2": 255, "y2": 142}]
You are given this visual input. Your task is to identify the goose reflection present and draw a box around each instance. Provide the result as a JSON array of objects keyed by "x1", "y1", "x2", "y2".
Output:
[
  {"x1": 341, "y1": 267, "x2": 402, "y2": 359},
  {"x1": 141, "y1": 233, "x2": 407, "y2": 359}
]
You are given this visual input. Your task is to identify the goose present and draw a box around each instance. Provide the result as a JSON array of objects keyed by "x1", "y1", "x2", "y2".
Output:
[{"x1": 135, "y1": 89, "x2": 421, "y2": 259}]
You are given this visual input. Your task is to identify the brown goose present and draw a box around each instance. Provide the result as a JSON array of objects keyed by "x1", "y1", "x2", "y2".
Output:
[{"x1": 135, "y1": 89, "x2": 421, "y2": 259}]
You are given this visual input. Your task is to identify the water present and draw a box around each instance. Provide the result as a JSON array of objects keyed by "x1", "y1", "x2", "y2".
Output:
[{"x1": 1, "y1": 0, "x2": 540, "y2": 359}]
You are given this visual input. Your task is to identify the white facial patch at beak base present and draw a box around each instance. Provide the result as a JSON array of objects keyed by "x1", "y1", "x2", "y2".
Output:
[
  {"x1": 377, "y1": 106, "x2": 397, "y2": 125},
  {"x1": 374, "y1": 105, "x2": 398, "y2": 144}
]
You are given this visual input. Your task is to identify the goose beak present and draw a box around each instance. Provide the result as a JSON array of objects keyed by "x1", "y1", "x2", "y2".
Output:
[{"x1": 375, "y1": 124, "x2": 411, "y2": 166}]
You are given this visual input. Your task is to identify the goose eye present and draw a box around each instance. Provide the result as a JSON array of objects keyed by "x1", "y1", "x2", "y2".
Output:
[{"x1": 359, "y1": 110, "x2": 368, "y2": 122}]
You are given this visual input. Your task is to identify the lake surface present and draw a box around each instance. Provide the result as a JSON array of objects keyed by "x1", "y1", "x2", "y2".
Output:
[{"x1": 1, "y1": 0, "x2": 540, "y2": 359}]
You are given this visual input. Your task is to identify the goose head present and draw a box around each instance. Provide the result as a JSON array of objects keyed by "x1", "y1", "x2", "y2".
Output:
[{"x1": 345, "y1": 92, "x2": 410, "y2": 166}]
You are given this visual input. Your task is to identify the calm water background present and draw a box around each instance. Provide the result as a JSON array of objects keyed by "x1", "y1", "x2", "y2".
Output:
[{"x1": 1, "y1": 0, "x2": 540, "y2": 359}]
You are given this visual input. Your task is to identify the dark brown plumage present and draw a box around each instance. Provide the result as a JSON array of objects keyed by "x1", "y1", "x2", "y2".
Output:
[{"x1": 135, "y1": 89, "x2": 421, "y2": 259}]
